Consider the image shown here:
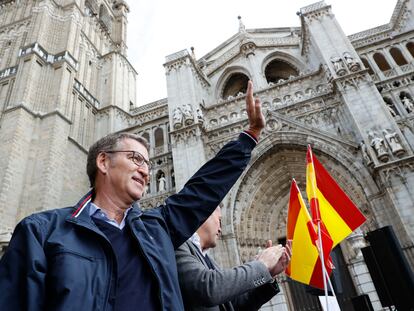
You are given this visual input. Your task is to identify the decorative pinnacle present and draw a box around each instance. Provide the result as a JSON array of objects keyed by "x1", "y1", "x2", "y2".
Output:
[{"x1": 238, "y1": 16, "x2": 246, "y2": 33}]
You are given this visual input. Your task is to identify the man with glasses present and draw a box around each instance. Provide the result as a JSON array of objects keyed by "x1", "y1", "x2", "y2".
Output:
[{"x1": 0, "y1": 81, "x2": 270, "y2": 311}]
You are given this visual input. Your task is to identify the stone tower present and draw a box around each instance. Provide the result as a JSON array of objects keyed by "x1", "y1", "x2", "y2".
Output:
[{"x1": 0, "y1": 0, "x2": 137, "y2": 239}]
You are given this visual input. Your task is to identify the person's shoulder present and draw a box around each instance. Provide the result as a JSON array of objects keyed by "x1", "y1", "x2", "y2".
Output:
[
  {"x1": 20, "y1": 206, "x2": 74, "y2": 227},
  {"x1": 176, "y1": 240, "x2": 197, "y2": 256}
]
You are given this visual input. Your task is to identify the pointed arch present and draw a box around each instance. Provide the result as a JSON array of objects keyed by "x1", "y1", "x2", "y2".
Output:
[
  {"x1": 373, "y1": 52, "x2": 391, "y2": 71},
  {"x1": 262, "y1": 51, "x2": 303, "y2": 84},
  {"x1": 390, "y1": 47, "x2": 408, "y2": 66},
  {"x1": 154, "y1": 127, "x2": 164, "y2": 147},
  {"x1": 216, "y1": 66, "x2": 251, "y2": 100},
  {"x1": 141, "y1": 131, "x2": 150, "y2": 145},
  {"x1": 406, "y1": 42, "x2": 414, "y2": 58},
  {"x1": 361, "y1": 57, "x2": 374, "y2": 74},
  {"x1": 224, "y1": 132, "x2": 380, "y2": 264}
]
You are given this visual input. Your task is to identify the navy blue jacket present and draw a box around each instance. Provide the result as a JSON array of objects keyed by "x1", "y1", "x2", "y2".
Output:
[{"x1": 0, "y1": 133, "x2": 256, "y2": 311}]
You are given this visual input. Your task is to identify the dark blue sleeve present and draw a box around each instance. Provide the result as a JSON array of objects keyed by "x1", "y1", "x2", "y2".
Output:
[
  {"x1": 160, "y1": 133, "x2": 256, "y2": 248},
  {"x1": 0, "y1": 217, "x2": 47, "y2": 311}
]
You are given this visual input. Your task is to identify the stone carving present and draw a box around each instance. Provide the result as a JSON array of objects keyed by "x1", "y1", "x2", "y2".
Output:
[
  {"x1": 316, "y1": 84, "x2": 329, "y2": 93},
  {"x1": 283, "y1": 95, "x2": 292, "y2": 105},
  {"x1": 383, "y1": 129, "x2": 405, "y2": 156},
  {"x1": 272, "y1": 98, "x2": 282, "y2": 109},
  {"x1": 172, "y1": 107, "x2": 183, "y2": 129},
  {"x1": 359, "y1": 141, "x2": 373, "y2": 166},
  {"x1": 346, "y1": 232, "x2": 366, "y2": 259},
  {"x1": 368, "y1": 131, "x2": 389, "y2": 162},
  {"x1": 158, "y1": 174, "x2": 166, "y2": 192},
  {"x1": 182, "y1": 104, "x2": 194, "y2": 125},
  {"x1": 305, "y1": 88, "x2": 315, "y2": 97},
  {"x1": 265, "y1": 119, "x2": 280, "y2": 132},
  {"x1": 384, "y1": 100, "x2": 398, "y2": 117},
  {"x1": 401, "y1": 96, "x2": 414, "y2": 113},
  {"x1": 343, "y1": 52, "x2": 360, "y2": 72},
  {"x1": 196, "y1": 108, "x2": 204, "y2": 123},
  {"x1": 240, "y1": 42, "x2": 256, "y2": 57},
  {"x1": 294, "y1": 92, "x2": 303, "y2": 101},
  {"x1": 330, "y1": 56, "x2": 346, "y2": 76}
]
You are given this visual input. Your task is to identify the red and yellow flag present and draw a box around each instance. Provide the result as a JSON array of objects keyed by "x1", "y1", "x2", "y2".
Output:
[
  {"x1": 286, "y1": 146, "x2": 366, "y2": 289},
  {"x1": 286, "y1": 180, "x2": 333, "y2": 289},
  {"x1": 306, "y1": 145, "x2": 366, "y2": 248}
]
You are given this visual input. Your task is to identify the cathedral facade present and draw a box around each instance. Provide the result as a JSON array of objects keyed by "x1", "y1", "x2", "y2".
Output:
[{"x1": 1, "y1": 0, "x2": 414, "y2": 310}]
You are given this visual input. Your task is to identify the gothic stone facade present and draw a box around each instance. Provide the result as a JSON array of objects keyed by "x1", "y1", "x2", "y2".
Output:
[{"x1": 1, "y1": 0, "x2": 414, "y2": 310}]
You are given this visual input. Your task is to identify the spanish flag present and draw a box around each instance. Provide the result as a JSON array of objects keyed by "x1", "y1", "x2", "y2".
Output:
[
  {"x1": 286, "y1": 147, "x2": 366, "y2": 289},
  {"x1": 286, "y1": 180, "x2": 334, "y2": 289},
  {"x1": 306, "y1": 145, "x2": 366, "y2": 248}
]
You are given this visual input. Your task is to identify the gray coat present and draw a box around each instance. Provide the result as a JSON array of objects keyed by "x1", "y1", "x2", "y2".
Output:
[{"x1": 175, "y1": 240, "x2": 280, "y2": 311}]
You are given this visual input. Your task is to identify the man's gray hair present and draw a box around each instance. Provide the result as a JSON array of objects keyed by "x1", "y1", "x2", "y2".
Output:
[{"x1": 86, "y1": 132, "x2": 149, "y2": 187}]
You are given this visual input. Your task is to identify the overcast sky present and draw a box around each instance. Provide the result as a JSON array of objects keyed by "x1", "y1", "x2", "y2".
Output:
[{"x1": 126, "y1": 0, "x2": 398, "y2": 106}]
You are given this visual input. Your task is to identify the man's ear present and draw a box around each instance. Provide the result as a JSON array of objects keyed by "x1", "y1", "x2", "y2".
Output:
[{"x1": 96, "y1": 152, "x2": 109, "y2": 175}]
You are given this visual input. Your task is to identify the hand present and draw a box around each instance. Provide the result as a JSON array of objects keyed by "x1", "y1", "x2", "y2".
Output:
[
  {"x1": 270, "y1": 240, "x2": 292, "y2": 277},
  {"x1": 246, "y1": 80, "x2": 265, "y2": 139},
  {"x1": 256, "y1": 244, "x2": 285, "y2": 273}
]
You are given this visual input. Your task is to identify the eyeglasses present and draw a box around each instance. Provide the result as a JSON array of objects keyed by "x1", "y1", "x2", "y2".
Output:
[{"x1": 103, "y1": 150, "x2": 152, "y2": 170}]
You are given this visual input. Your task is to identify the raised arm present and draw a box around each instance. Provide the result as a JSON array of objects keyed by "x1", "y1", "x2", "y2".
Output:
[
  {"x1": 245, "y1": 80, "x2": 265, "y2": 140},
  {"x1": 161, "y1": 81, "x2": 265, "y2": 248}
]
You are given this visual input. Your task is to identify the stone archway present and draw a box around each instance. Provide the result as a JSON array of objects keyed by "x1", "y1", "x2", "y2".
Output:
[{"x1": 222, "y1": 132, "x2": 381, "y2": 310}]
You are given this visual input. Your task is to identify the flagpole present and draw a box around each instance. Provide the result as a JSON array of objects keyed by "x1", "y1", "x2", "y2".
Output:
[
  {"x1": 317, "y1": 220, "x2": 330, "y2": 311},
  {"x1": 308, "y1": 145, "x2": 330, "y2": 310},
  {"x1": 324, "y1": 268, "x2": 338, "y2": 301}
]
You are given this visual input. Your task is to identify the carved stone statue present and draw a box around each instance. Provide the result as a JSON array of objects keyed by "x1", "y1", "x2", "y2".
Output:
[
  {"x1": 368, "y1": 131, "x2": 388, "y2": 162},
  {"x1": 401, "y1": 96, "x2": 414, "y2": 113},
  {"x1": 330, "y1": 56, "x2": 346, "y2": 76},
  {"x1": 359, "y1": 141, "x2": 373, "y2": 166},
  {"x1": 182, "y1": 104, "x2": 194, "y2": 125},
  {"x1": 196, "y1": 108, "x2": 204, "y2": 123},
  {"x1": 172, "y1": 107, "x2": 183, "y2": 129},
  {"x1": 383, "y1": 129, "x2": 405, "y2": 156},
  {"x1": 343, "y1": 52, "x2": 360, "y2": 72},
  {"x1": 384, "y1": 100, "x2": 398, "y2": 117},
  {"x1": 158, "y1": 174, "x2": 166, "y2": 192}
]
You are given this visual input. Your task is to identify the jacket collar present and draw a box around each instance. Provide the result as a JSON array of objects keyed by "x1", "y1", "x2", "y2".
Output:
[
  {"x1": 71, "y1": 189, "x2": 94, "y2": 218},
  {"x1": 68, "y1": 189, "x2": 143, "y2": 222}
]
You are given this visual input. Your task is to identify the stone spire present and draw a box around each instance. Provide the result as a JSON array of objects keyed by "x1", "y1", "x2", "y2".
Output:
[{"x1": 238, "y1": 16, "x2": 246, "y2": 33}]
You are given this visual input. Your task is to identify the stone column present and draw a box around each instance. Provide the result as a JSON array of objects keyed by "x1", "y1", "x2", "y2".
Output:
[{"x1": 164, "y1": 50, "x2": 210, "y2": 190}]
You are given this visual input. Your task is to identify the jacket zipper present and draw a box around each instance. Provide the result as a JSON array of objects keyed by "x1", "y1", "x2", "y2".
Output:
[
  {"x1": 67, "y1": 220, "x2": 117, "y2": 311},
  {"x1": 129, "y1": 218, "x2": 164, "y2": 310}
]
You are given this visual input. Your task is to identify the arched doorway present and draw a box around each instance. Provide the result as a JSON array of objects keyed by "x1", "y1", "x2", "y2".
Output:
[{"x1": 229, "y1": 139, "x2": 376, "y2": 310}]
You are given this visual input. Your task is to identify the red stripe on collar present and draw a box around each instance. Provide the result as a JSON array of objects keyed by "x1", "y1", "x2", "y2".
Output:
[{"x1": 71, "y1": 193, "x2": 93, "y2": 217}]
